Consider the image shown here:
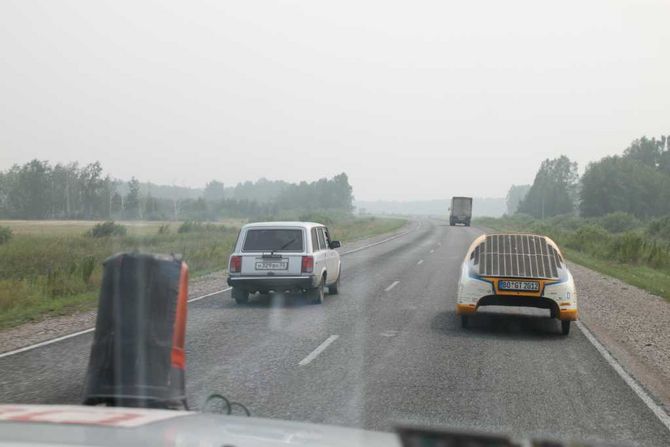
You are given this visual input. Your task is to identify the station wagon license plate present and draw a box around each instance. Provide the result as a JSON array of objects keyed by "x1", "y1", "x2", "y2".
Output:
[
  {"x1": 255, "y1": 261, "x2": 288, "y2": 270},
  {"x1": 498, "y1": 280, "x2": 540, "y2": 292}
]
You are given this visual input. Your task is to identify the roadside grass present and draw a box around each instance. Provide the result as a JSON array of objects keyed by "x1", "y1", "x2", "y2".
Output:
[
  {"x1": 476, "y1": 216, "x2": 670, "y2": 302},
  {"x1": 0, "y1": 216, "x2": 407, "y2": 329},
  {"x1": 0, "y1": 219, "x2": 247, "y2": 237},
  {"x1": 330, "y1": 216, "x2": 406, "y2": 242},
  {"x1": 563, "y1": 248, "x2": 670, "y2": 300}
]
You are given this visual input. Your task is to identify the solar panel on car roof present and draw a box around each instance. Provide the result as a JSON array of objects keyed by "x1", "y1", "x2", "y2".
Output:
[{"x1": 472, "y1": 235, "x2": 561, "y2": 279}]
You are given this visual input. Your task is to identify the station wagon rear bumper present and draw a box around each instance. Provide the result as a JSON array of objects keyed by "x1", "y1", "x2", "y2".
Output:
[{"x1": 227, "y1": 275, "x2": 317, "y2": 292}]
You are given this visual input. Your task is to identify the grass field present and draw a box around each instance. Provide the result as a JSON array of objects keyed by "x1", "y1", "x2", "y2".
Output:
[
  {"x1": 0, "y1": 216, "x2": 406, "y2": 329},
  {"x1": 0, "y1": 219, "x2": 249, "y2": 236}
]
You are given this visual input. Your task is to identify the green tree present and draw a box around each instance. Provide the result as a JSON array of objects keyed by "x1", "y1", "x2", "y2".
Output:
[
  {"x1": 580, "y1": 156, "x2": 670, "y2": 217},
  {"x1": 203, "y1": 180, "x2": 225, "y2": 202},
  {"x1": 518, "y1": 156, "x2": 578, "y2": 219},
  {"x1": 505, "y1": 184, "x2": 531, "y2": 215},
  {"x1": 79, "y1": 162, "x2": 105, "y2": 218},
  {"x1": 124, "y1": 177, "x2": 141, "y2": 219},
  {"x1": 623, "y1": 136, "x2": 666, "y2": 168},
  {"x1": 110, "y1": 192, "x2": 123, "y2": 217},
  {"x1": 143, "y1": 194, "x2": 160, "y2": 220},
  {"x1": 7, "y1": 160, "x2": 52, "y2": 219}
]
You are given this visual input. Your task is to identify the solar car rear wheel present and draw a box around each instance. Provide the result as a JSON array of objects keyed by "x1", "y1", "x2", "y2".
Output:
[
  {"x1": 232, "y1": 287, "x2": 249, "y2": 305},
  {"x1": 561, "y1": 320, "x2": 571, "y2": 335}
]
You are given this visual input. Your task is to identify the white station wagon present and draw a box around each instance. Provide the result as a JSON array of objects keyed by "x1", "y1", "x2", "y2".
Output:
[{"x1": 227, "y1": 222, "x2": 342, "y2": 304}]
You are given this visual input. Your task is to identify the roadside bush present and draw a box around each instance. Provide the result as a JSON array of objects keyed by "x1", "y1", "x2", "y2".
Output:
[
  {"x1": 647, "y1": 216, "x2": 670, "y2": 242},
  {"x1": 298, "y1": 212, "x2": 336, "y2": 225},
  {"x1": 610, "y1": 232, "x2": 646, "y2": 264},
  {"x1": 178, "y1": 220, "x2": 226, "y2": 234},
  {"x1": 563, "y1": 224, "x2": 610, "y2": 257},
  {"x1": 547, "y1": 214, "x2": 589, "y2": 232},
  {"x1": 178, "y1": 221, "x2": 201, "y2": 233},
  {"x1": 80, "y1": 256, "x2": 96, "y2": 284},
  {"x1": 0, "y1": 226, "x2": 12, "y2": 245},
  {"x1": 87, "y1": 221, "x2": 127, "y2": 238},
  {"x1": 597, "y1": 212, "x2": 641, "y2": 234},
  {"x1": 157, "y1": 224, "x2": 171, "y2": 235}
]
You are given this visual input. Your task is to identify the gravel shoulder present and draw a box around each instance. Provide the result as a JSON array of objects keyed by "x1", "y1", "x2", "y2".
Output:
[
  {"x1": 569, "y1": 261, "x2": 670, "y2": 411},
  {"x1": 0, "y1": 220, "x2": 412, "y2": 354}
]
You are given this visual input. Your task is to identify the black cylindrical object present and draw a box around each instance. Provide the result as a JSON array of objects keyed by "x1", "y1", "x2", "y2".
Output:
[{"x1": 83, "y1": 252, "x2": 189, "y2": 410}]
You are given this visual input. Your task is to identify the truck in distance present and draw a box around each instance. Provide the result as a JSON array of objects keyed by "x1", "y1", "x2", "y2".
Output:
[{"x1": 449, "y1": 196, "x2": 473, "y2": 226}]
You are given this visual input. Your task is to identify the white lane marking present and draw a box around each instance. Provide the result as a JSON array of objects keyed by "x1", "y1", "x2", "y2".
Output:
[
  {"x1": 187, "y1": 287, "x2": 232, "y2": 303},
  {"x1": 0, "y1": 328, "x2": 96, "y2": 360},
  {"x1": 380, "y1": 330, "x2": 399, "y2": 337},
  {"x1": 339, "y1": 227, "x2": 414, "y2": 256},
  {"x1": 298, "y1": 335, "x2": 339, "y2": 366},
  {"x1": 417, "y1": 259, "x2": 424, "y2": 265},
  {"x1": 430, "y1": 249, "x2": 435, "y2": 253},
  {"x1": 0, "y1": 287, "x2": 233, "y2": 360},
  {"x1": 384, "y1": 281, "x2": 400, "y2": 292},
  {"x1": 0, "y1": 222, "x2": 417, "y2": 359},
  {"x1": 577, "y1": 321, "x2": 670, "y2": 431}
]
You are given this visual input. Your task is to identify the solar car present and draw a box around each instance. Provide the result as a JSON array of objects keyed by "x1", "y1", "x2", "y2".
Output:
[{"x1": 456, "y1": 233, "x2": 578, "y2": 335}]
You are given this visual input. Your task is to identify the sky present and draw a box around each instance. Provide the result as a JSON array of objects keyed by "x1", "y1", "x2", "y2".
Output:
[{"x1": 1, "y1": 0, "x2": 668, "y2": 201}]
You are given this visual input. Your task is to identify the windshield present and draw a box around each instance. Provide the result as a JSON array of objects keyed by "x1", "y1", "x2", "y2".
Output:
[
  {"x1": 242, "y1": 229, "x2": 304, "y2": 252},
  {"x1": 1, "y1": 2, "x2": 669, "y2": 447}
]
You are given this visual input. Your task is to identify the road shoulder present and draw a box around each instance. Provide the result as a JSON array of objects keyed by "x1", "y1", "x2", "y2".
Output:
[{"x1": 569, "y1": 261, "x2": 670, "y2": 413}]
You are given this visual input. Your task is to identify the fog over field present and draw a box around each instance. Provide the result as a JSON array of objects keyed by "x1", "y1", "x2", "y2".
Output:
[{"x1": 1, "y1": 1, "x2": 669, "y2": 201}]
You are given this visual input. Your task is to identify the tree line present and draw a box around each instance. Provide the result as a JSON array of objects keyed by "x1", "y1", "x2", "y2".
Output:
[
  {"x1": 0, "y1": 160, "x2": 354, "y2": 220},
  {"x1": 506, "y1": 135, "x2": 670, "y2": 219}
]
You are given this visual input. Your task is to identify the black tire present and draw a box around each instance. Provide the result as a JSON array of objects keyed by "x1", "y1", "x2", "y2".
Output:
[
  {"x1": 561, "y1": 320, "x2": 571, "y2": 335},
  {"x1": 461, "y1": 315, "x2": 469, "y2": 328},
  {"x1": 232, "y1": 287, "x2": 249, "y2": 305},
  {"x1": 329, "y1": 270, "x2": 341, "y2": 295},
  {"x1": 307, "y1": 277, "x2": 325, "y2": 304}
]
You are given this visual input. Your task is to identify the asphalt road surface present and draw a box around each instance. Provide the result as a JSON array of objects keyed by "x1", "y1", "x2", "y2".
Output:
[{"x1": 1, "y1": 219, "x2": 669, "y2": 446}]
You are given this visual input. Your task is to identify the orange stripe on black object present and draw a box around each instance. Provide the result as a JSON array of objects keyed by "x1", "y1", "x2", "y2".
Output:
[{"x1": 171, "y1": 262, "x2": 189, "y2": 370}]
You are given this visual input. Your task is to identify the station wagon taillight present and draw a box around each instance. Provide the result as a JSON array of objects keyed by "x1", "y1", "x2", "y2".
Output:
[
  {"x1": 301, "y1": 256, "x2": 314, "y2": 274},
  {"x1": 229, "y1": 255, "x2": 242, "y2": 273}
]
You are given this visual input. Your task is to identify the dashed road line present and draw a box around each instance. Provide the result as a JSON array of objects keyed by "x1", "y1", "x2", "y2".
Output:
[
  {"x1": 0, "y1": 328, "x2": 96, "y2": 360},
  {"x1": 417, "y1": 259, "x2": 424, "y2": 265},
  {"x1": 339, "y1": 227, "x2": 413, "y2": 256},
  {"x1": 384, "y1": 281, "x2": 400, "y2": 292},
  {"x1": 298, "y1": 335, "x2": 339, "y2": 366},
  {"x1": 188, "y1": 287, "x2": 232, "y2": 303}
]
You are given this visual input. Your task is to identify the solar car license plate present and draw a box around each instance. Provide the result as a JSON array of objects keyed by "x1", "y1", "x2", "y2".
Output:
[
  {"x1": 255, "y1": 261, "x2": 288, "y2": 270},
  {"x1": 499, "y1": 280, "x2": 540, "y2": 292}
]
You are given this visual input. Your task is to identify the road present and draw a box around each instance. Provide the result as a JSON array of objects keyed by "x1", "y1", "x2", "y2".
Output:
[{"x1": 1, "y1": 219, "x2": 669, "y2": 446}]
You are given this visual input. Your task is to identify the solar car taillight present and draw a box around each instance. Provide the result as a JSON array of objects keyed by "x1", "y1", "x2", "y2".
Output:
[
  {"x1": 301, "y1": 256, "x2": 314, "y2": 273},
  {"x1": 230, "y1": 256, "x2": 242, "y2": 273}
]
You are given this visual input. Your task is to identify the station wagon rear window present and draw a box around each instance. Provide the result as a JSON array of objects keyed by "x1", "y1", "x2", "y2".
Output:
[{"x1": 242, "y1": 229, "x2": 304, "y2": 252}]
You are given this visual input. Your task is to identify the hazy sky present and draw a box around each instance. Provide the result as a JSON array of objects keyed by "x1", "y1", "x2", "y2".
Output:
[{"x1": 1, "y1": 0, "x2": 668, "y2": 201}]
